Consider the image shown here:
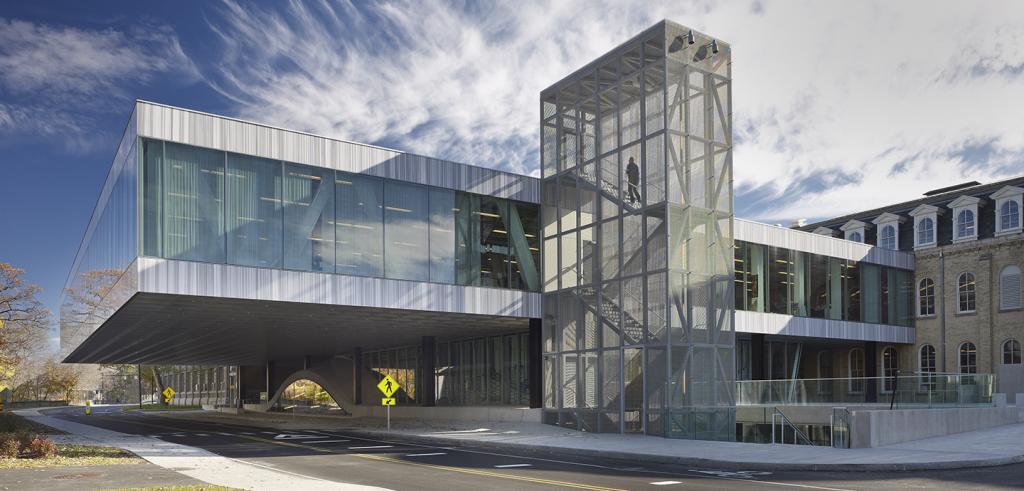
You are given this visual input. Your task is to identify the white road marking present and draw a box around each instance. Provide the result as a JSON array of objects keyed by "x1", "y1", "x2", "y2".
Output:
[
  {"x1": 494, "y1": 464, "x2": 532, "y2": 468},
  {"x1": 273, "y1": 434, "x2": 320, "y2": 440},
  {"x1": 261, "y1": 431, "x2": 276, "y2": 435},
  {"x1": 305, "y1": 440, "x2": 349, "y2": 444},
  {"x1": 406, "y1": 452, "x2": 447, "y2": 457},
  {"x1": 651, "y1": 481, "x2": 682, "y2": 486},
  {"x1": 240, "y1": 432, "x2": 254, "y2": 435},
  {"x1": 195, "y1": 433, "x2": 209, "y2": 437},
  {"x1": 349, "y1": 445, "x2": 393, "y2": 450}
]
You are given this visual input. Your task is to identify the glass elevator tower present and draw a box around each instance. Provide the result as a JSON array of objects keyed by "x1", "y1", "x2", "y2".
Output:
[{"x1": 540, "y1": 21, "x2": 735, "y2": 440}]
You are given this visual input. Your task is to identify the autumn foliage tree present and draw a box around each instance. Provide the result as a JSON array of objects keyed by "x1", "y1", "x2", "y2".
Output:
[{"x1": 0, "y1": 263, "x2": 50, "y2": 390}]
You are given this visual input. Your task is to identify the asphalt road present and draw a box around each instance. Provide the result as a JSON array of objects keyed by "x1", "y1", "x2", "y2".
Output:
[{"x1": 46, "y1": 406, "x2": 1024, "y2": 490}]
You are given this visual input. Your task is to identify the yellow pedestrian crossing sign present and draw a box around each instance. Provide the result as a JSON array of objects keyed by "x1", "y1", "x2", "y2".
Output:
[
  {"x1": 377, "y1": 374, "x2": 399, "y2": 398},
  {"x1": 163, "y1": 386, "x2": 175, "y2": 404},
  {"x1": 381, "y1": 397, "x2": 396, "y2": 406}
]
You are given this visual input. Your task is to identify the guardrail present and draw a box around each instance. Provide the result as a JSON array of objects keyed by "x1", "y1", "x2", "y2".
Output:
[{"x1": 736, "y1": 374, "x2": 993, "y2": 407}]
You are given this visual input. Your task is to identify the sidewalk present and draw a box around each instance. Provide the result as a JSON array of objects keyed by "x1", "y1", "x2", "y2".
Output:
[
  {"x1": 158, "y1": 410, "x2": 1024, "y2": 471},
  {"x1": 15, "y1": 409, "x2": 386, "y2": 491}
]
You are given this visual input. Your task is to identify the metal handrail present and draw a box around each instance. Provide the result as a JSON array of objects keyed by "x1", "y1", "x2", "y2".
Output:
[{"x1": 771, "y1": 407, "x2": 815, "y2": 446}]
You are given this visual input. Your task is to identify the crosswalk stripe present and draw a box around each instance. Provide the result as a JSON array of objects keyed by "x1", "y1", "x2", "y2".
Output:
[
  {"x1": 494, "y1": 464, "x2": 532, "y2": 468},
  {"x1": 406, "y1": 452, "x2": 447, "y2": 457}
]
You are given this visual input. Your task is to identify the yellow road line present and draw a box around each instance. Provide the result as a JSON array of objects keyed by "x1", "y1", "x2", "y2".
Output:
[{"x1": 355, "y1": 453, "x2": 626, "y2": 491}]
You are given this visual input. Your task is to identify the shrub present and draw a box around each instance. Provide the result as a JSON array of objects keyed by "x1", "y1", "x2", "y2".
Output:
[
  {"x1": 28, "y1": 437, "x2": 57, "y2": 458},
  {"x1": 15, "y1": 431, "x2": 35, "y2": 450},
  {"x1": 0, "y1": 434, "x2": 19, "y2": 459}
]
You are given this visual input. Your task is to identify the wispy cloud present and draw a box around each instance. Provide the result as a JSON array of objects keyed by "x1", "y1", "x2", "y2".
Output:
[
  {"x1": 0, "y1": 17, "x2": 196, "y2": 145},
  {"x1": 202, "y1": 0, "x2": 1024, "y2": 220}
]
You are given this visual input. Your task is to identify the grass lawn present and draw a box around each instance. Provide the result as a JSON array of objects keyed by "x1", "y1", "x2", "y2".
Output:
[
  {"x1": 100, "y1": 487, "x2": 242, "y2": 491},
  {"x1": 123, "y1": 404, "x2": 201, "y2": 412},
  {"x1": 0, "y1": 444, "x2": 142, "y2": 469},
  {"x1": 0, "y1": 412, "x2": 65, "y2": 435}
]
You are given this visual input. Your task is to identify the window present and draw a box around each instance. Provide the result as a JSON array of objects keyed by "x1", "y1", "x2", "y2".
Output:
[
  {"x1": 956, "y1": 209, "x2": 975, "y2": 239},
  {"x1": 957, "y1": 272, "x2": 976, "y2": 313},
  {"x1": 919, "y1": 345, "x2": 936, "y2": 391},
  {"x1": 384, "y1": 181, "x2": 429, "y2": 281},
  {"x1": 848, "y1": 231, "x2": 862, "y2": 243},
  {"x1": 226, "y1": 153, "x2": 283, "y2": 269},
  {"x1": 1001, "y1": 266, "x2": 1022, "y2": 310},
  {"x1": 1003, "y1": 339, "x2": 1022, "y2": 365},
  {"x1": 1000, "y1": 200, "x2": 1020, "y2": 231},
  {"x1": 848, "y1": 348, "x2": 865, "y2": 393},
  {"x1": 918, "y1": 278, "x2": 935, "y2": 316},
  {"x1": 878, "y1": 225, "x2": 896, "y2": 250},
  {"x1": 917, "y1": 217, "x2": 935, "y2": 246},
  {"x1": 335, "y1": 172, "x2": 384, "y2": 277},
  {"x1": 959, "y1": 342, "x2": 977, "y2": 374},
  {"x1": 882, "y1": 347, "x2": 898, "y2": 393}
]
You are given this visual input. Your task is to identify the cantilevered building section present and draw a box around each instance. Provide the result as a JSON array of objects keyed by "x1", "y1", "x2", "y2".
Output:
[
  {"x1": 539, "y1": 21, "x2": 735, "y2": 439},
  {"x1": 60, "y1": 101, "x2": 543, "y2": 408}
]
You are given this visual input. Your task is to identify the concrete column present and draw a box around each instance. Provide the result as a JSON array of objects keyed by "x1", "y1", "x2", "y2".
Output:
[
  {"x1": 751, "y1": 334, "x2": 766, "y2": 380},
  {"x1": 421, "y1": 336, "x2": 436, "y2": 407},
  {"x1": 865, "y1": 342, "x2": 878, "y2": 403},
  {"x1": 353, "y1": 347, "x2": 363, "y2": 405},
  {"x1": 528, "y1": 318, "x2": 542, "y2": 408}
]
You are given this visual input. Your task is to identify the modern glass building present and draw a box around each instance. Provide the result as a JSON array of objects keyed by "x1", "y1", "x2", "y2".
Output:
[
  {"x1": 62, "y1": 20, "x2": 934, "y2": 442},
  {"x1": 539, "y1": 21, "x2": 735, "y2": 439}
]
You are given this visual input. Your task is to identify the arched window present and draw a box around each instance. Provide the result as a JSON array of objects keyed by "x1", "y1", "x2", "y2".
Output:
[
  {"x1": 1001, "y1": 200, "x2": 1021, "y2": 231},
  {"x1": 1003, "y1": 339, "x2": 1022, "y2": 365},
  {"x1": 882, "y1": 347, "x2": 899, "y2": 393},
  {"x1": 848, "y1": 231, "x2": 862, "y2": 243},
  {"x1": 959, "y1": 342, "x2": 977, "y2": 374},
  {"x1": 958, "y1": 272, "x2": 976, "y2": 313},
  {"x1": 1001, "y1": 266, "x2": 1022, "y2": 310},
  {"x1": 919, "y1": 345, "x2": 936, "y2": 391},
  {"x1": 848, "y1": 348, "x2": 865, "y2": 393},
  {"x1": 917, "y1": 217, "x2": 935, "y2": 246},
  {"x1": 918, "y1": 278, "x2": 935, "y2": 316},
  {"x1": 879, "y1": 225, "x2": 896, "y2": 250},
  {"x1": 956, "y1": 209, "x2": 975, "y2": 239}
]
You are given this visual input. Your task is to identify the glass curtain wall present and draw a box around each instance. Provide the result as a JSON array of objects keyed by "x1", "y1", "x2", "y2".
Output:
[
  {"x1": 541, "y1": 23, "x2": 735, "y2": 440},
  {"x1": 140, "y1": 139, "x2": 540, "y2": 291},
  {"x1": 435, "y1": 332, "x2": 530, "y2": 406},
  {"x1": 733, "y1": 240, "x2": 914, "y2": 327}
]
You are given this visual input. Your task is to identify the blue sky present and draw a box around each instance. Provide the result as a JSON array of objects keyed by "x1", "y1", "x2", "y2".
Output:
[{"x1": 1, "y1": 1, "x2": 1023, "y2": 345}]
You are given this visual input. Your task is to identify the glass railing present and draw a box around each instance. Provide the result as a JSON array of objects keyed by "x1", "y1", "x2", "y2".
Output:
[{"x1": 736, "y1": 374, "x2": 993, "y2": 407}]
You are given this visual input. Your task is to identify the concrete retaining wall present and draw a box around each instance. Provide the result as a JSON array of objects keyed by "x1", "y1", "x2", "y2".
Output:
[{"x1": 850, "y1": 406, "x2": 1023, "y2": 448}]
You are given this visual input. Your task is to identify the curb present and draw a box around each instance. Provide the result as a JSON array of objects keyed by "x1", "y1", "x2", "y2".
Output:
[{"x1": 338, "y1": 427, "x2": 1024, "y2": 472}]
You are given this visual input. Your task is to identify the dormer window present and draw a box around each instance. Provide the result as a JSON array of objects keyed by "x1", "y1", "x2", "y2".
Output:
[
  {"x1": 991, "y1": 185, "x2": 1023, "y2": 236},
  {"x1": 840, "y1": 219, "x2": 868, "y2": 243},
  {"x1": 909, "y1": 203, "x2": 942, "y2": 250},
  {"x1": 879, "y1": 225, "x2": 896, "y2": 249},
  {"x1": 871, "y1": 212, "x2": 903, "y2": 250},
  {"x1": 956, "y1": 209, "x2": 975, "y2": 238},
  {"x1": 948, "y1": 195, "x2": 982, "y2": 243}
]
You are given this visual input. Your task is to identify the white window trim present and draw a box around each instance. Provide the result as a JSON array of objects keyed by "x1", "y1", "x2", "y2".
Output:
[
  {"x1": 872, "y1": 212, "x2": 904, "y2": 250},
  {"x1": 991, "y1": 185, "x2": 1024, "y2": 237},
  {"x1": 917, "y1": 277, "x2": 936, "y2": 317},
  {"x1": 1000, "y1": 265, "x2": 1022, "y2": 311},
  {"x1": 909, "y1": 204, "x2": 942, "y2": 250},
  {"x1": 948, "y1": 195, "x2": 982, "y2": 243},
  {"x1": 813, "y1": 226, "x2": 836, "y2": 237},
  {"x1": 840, "y1": 219, "x2": 868, "y2": 243},
  {"x1": 957, "y1": 272, "x2": 977, "y2": 314}
]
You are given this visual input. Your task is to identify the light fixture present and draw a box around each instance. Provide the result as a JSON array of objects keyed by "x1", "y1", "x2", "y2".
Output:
[
  {"x1": 686, "y1": 30, "x2": 695, "y2": 45},
  {"x1": 711, "y1": 40, "x2": 719, "y2": 54}
]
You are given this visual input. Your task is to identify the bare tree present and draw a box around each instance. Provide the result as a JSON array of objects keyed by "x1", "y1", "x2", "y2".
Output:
[{"x1": 0, "y1": 263, "x2": 51, "y2": 390}]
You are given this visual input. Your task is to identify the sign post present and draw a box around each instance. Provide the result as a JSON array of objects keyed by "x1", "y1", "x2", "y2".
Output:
[{"x1": 376, "y1": 374, "x2": 400, "y2": 432}]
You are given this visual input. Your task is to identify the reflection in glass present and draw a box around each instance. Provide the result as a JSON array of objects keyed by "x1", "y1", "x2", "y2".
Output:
[
  {"x1": 163, "y1": 142, "x2": 225, "y2": 263},
  {"x1": 283, "y1": 163, "x2": 334, "y2": 272},
  {"x1": 227, "y1": 153, "x2": 282, "y2": 268},
  {"x1": 335, "y1": 172, "x2": 383, "y2": 277},
  {"x1": 429, "y1": 188, "x2": 456, "y2": 284},
  {"x1": 384, "y1": 181, "x2": 429, "y2": 281}
]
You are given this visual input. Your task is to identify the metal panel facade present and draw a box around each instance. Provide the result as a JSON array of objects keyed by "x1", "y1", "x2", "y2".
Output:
[
  {"x1": 734, "y1": 219, "x2": 914, "y2": 270},
  {"x1": 135, "y1": 101, "x2": 539, "y2": 203},
  {"x1": 735, "y1": 310, "x2": 914, "y2": 344},
  {"x1": 137, "y1": 257, "x2": 541, "y2": 318}
]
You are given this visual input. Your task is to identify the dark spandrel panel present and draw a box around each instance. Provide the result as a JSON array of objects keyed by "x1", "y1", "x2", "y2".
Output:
[
  {"x1": 284, "y1": 163, "x2": 335, "y2": 273},
  {"x1": 384, "y1": 181, "x2": 429, "y2": 281},
  {"x1": 227, "y1": 153, "x2": 283, "y2": 269},
  {"x1": 163, "y1": 142, "x2": 226, "y2": 263},
  {"x1": 335, "y1": 172, "x2": 383, "y2": 277}
]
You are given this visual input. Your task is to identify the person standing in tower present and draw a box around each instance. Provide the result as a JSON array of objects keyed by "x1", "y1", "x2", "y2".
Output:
[{"x1": 626, "y1": 156, "x2": 641, "y2": 205}]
